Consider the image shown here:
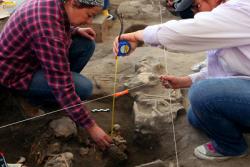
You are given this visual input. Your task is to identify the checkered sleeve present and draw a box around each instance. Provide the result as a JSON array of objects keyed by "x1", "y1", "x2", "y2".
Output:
[{"x1": 31, "y1": 36, "x2": 95, "y2": 129}]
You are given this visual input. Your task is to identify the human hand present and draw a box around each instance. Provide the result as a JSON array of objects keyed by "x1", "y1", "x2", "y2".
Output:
[
  {"x1": 86, "y1": 123, "x2": 113, "y2": 150},
  {"x1": 113, "y1": 30, "x2": 144, "y2": 56},
  {"x1": 77, "y1": 27, "x2": 96, "y2": 40},
  {"x1": 167, "y1": 0, "x2": 174, "y2": 7},
  {"x1": 160, "y1": 75, "x2": 192, "y2": 89}
]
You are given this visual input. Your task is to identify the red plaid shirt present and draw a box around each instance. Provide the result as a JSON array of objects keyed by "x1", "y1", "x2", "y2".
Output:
[{"x1": 0, "y1": 0, "x2": 95, "y2": 128}]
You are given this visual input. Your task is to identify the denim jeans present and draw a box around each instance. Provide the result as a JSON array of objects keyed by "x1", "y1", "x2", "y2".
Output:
[
  {"x1": 103, "y1": 0, "x2": 110, "y2": 9},
  {"x1": 23, "y1": 36, "x2": 95, "y2": 104},
  {"x1": 187, "y1": 78, "x2": 250, "y2": 156}
]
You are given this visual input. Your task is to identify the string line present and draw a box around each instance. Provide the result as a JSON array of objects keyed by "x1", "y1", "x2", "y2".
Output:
[
  {"x1": 0, "y1": 83, "x2": 147, "y2": 130},
  {"x1": 159, "y1": 1, "x2": 179, "y2": 166}
]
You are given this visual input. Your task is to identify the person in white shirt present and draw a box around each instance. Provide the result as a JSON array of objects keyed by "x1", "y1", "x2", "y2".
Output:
[{"x1": 113, "y1": 0, "x2": 250, "y2": 160}]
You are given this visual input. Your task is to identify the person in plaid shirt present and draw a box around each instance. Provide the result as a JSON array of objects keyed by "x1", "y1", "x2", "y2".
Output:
[{"x1": 0, "y1": 0, "x2": 112, "y2": 150}]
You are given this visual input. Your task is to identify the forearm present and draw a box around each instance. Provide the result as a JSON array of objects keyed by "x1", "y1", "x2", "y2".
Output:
[
  {"x1": 143, "y1": 2, "x2": 250, "y2": 52},
  {"x1": 47, "y1": 75, "x2": 95, "y2": 129},
  {"x1": 181, "y1": 76, "x2": 193, "y2": 88}
]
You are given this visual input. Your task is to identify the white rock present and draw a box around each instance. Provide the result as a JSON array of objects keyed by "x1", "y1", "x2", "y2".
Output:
[{"x1": 49, "y1": 117, "x2": 77, "y2": 138}]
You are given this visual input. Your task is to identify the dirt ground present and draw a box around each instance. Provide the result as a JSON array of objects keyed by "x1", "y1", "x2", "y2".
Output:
[{"x1": 1, "y1": 1, "x2": 250, "y2": 167}]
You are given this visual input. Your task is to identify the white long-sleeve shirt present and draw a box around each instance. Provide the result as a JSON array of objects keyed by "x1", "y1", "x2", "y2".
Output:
[{"x1": 143, "y1": 0, "x2": 250, "y2": 83}]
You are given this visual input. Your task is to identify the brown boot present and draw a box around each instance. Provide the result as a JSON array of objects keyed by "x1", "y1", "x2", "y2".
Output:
[{"x1": 17, "y1": 97, "x2": 45, "y2": 118}]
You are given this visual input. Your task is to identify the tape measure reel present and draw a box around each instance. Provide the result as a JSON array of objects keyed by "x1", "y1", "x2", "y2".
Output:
[{"x1": 118, "y1": 40, "x2": 131, "y2": 57}]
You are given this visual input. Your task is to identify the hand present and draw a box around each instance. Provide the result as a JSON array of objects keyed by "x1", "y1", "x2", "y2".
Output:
[
  {"x1": 113, "y1": 30, "x2": 144, "y2": 56},
  {"x1": 77, "y1": 27, "x2": 96, "y2": 41},
  {"x1": 160, "y1": 75, "x2": 192, "y2": 89},
  {"x1": 86, "y1": 123, "x2": 113, "y2": 150},
  {"x1": 167, "y1": 0, "x2": 174, "y2": 7}
]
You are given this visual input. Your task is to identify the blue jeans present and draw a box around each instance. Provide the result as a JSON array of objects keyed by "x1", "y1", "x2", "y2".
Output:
[
  {"x1": 103, "y1": 0, "x2": 110, "y2": 10},
  {"x1": 23, "y1": 36, "x2": 95, "y2": 104},
  {"x1": 187, "y1": 78, "x2": 250, "y2": 156}
]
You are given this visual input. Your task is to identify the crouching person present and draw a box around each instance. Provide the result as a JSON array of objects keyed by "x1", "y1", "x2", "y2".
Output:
[{"x1": 0, "y1": 0, "x2": 112, "y2": 150}]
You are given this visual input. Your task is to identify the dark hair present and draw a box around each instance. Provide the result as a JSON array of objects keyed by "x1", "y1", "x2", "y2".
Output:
[
  {"x1": 73, "y1": 0, "x2": 96, "y2": 8},
  {"x1": 179, "y1": 5, "x2": 194, "y2": 19}
]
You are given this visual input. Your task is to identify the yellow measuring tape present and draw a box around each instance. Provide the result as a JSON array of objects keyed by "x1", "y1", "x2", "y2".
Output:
[
  {"x1": 110, "y1": 12, "x2": 131, "y2": 136},
  {"x1": 0, "y1": 0, "x2": 16, "y2": 8},
  {"x1": 111, "y1": 56, "x2": 119, "y2": 136}
]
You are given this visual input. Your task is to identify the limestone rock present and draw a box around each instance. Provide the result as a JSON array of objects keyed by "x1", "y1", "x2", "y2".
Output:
[
  {"x1": 84, "y1": 47, "x2": 166, "y2": 97},
  {"x1": 79, "y1": 147, "x2": 89, "y2": 156},
  {"x1": 47, "y1": 143, "x2": 61, "y2": 155},
  {"x1": 123, "y1": 50, "x2": 185, "y2": 147},
  {"x1": 84, "y1": 46, "x2": 186, "y2": 148},
  {"x1": 44, "y1": 152, "x2": 74, "y2": 167},
  {"x1": 49, "y1": 117, "x2": 77, "y2": 138},
  {"x1": 117, "y1": 0, "x2": 167, "y2": 20},
  {"x1": 113, "y1": 124, "x2": 121, "y2": 131}
]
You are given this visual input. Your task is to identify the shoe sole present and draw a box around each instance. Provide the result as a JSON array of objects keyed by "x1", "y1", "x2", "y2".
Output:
[{"x1": 194, "y1": 148, "x2": 247, "y2": 161}]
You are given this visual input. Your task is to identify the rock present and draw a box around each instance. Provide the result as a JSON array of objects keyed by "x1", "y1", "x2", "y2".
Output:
[
  {"x1": 113, "y1": 124, "x2": 121, "y2": 131},
  {"x1": 84, "y1": 47, "x2": 167, "y2": 97},
  {"x1": 117, "y1": 0, "x2": 165, "y2": 20},
  {"x1": 47, "y1": 143, "x2": 61, "y2": 155},
  {"x1": 105, "y1": 144, "x2": 128, "y2": 167},
  {"x1": 49, "y1": 117, "x2": 77, "y2": 138},
  {"x1": 44, "y1": 152, "x2": 74, "y2": 167},
  {"x1": 123, "y1": 52, "x2": 185, "y2": 148},
  {"x1": 16, "y1": 156, "x2": 26, "y2": 164},
  {"x1": 126, "y1": 72, "x2": 159, "y2": 88},
  {"x1": 113, "y1": 135, "x2": 127, "y2": 145},
  {"x1": 79, "y1": 147, "x2": 89, "y2": 156},
  {"x1": 61, "y1": 144, "x2": 73, "y2": 153},
  {"x1": 84, "y1": 47, "x2": 186, "y2": 148}
]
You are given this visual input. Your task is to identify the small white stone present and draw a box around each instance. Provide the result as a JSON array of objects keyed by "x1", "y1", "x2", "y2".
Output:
[
  {"x1": 113, "y1": 124, "x2": 121, "y2": 131},
  {"x1": 79, "y1": 147, "x2": 89, "y2": 156},
  {"x1": 16, "y1": 156, "x2": 26, "y2": 164}
]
